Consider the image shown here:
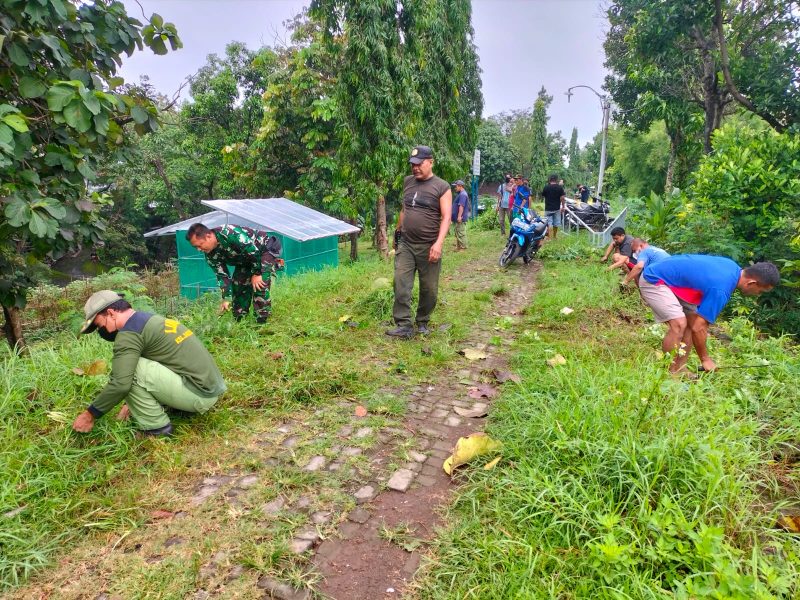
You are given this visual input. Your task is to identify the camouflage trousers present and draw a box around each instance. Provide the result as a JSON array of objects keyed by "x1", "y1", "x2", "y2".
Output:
[{"x1": 231, "y1": 268, "x2": 272, "y2": 323}]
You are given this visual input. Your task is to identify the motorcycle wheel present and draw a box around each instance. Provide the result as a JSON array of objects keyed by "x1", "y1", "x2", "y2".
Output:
[{"x1": 499, "y1": 242, "x2": 521, "y2": 267}]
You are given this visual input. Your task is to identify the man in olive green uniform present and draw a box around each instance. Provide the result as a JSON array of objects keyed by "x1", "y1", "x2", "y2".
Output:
[
  {"x1": 72, "y1": 291, "x2": 226, "y2": 436},
  {"x1": 387, "y1": 145, "x2": 452, "y2": 338},
  {"x1": 187, "y1": 223, "x2": 283, "y2": 323}
]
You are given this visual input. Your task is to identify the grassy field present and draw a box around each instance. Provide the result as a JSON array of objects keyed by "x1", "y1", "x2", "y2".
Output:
[
  {"x1": 415, "y1": 238, "x2": 800, "y2": 598},
  {"x1": 0, "y1": 228, "x2": 514, "y2": 593},
  {"x1": 4, "y1": 228, "x2": 799, "y2": 597}
]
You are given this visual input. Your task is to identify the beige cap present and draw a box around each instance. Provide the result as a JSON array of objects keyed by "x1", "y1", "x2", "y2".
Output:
[{"x1": 80, "y1": 290, "x2": 123, "y2": 334}]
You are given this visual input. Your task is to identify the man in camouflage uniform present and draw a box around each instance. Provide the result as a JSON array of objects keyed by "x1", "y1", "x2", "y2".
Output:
[{"x1": 187, "y1": 223, "x2": 283, "y2": 323}]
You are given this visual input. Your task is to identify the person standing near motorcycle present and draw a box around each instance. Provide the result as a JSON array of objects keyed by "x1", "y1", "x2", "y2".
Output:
[
  {"x1": 541, "y1": 174, "x2": 566, "y2": 239},
  {"x1": 513, "y1": 178, "x2": 531, "y2": 216},
  {"x1": 452, "y1": 180, "x2": 469, "y2": 251},
  {"x1": 386, "y1": 145, "x2": 452, "y2": 339},
  {"x1": 187, "y1": 223, "x2": 283, "y2": 323},
  {"x1": 496, "y1": 175, "x2": 513, "y2": 236}
]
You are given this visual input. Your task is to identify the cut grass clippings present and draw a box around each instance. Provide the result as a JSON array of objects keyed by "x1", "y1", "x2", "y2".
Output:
[{"x1": 414, "y1": 235, "x2": 800, "y2": 599}]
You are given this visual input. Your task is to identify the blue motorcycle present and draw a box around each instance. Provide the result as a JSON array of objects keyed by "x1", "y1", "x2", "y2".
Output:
[{"x1": 499, "y1": 209, "x2": 548, "y2": 268}]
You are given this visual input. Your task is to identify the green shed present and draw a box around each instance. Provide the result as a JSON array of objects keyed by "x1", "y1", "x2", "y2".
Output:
[{"x1": 144, "y1": 198, "x2": 360, "y2": 299}]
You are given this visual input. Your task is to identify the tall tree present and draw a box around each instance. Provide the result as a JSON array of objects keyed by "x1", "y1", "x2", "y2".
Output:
[
  {"x1": 311, "y1": 0, "x2": 417, "y2": 258},
  {"x1": 529, "y1": 86, "x2": 553, "y2": 194},
  {"x1": 0, "y1": 0, "x2": 181, "y2": 351},
  {"x1": 401, "y1": 0, "x2": 482, "y2": 181}
]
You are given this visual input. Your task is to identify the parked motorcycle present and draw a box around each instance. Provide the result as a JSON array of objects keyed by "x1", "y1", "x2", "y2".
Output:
[
  {"x1": 564, "y1": 196, "x2": 611, "y2": 230},
  {"x1": 499, "y1": 209, "x2": 548, "y2": 268}
]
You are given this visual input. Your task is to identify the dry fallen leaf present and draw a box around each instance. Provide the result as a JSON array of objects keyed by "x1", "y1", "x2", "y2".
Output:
[
  {"x1": 546, "y1": 354, "x2": 567, "y2": 367},
  {"x1": 453, "y1": 406, "x2": 488, "y2": 418},
  {"x1": 150, "y1": 509, "x2": 176, "y2": 521},
  {"x1": 443, "y1": 433, "x2": 502, "y2": 476},
  {"x1": 269, "y1": 352, "x2": 284, "y2": 360},
  {"x1": 777, "y1": 514, "x2": 800, "y2": 533},
  {"x1": 461, "y1": 348, "x2": 488, "y2": 361},
  {"x1": 492, "y1": 369, "x2": 521, "y2": 384},
  {"x1": 354, "y1": 405, "x2": 368, "y2": 418},
  {"x1": 560, "y1": 307, "x2": 574, "y2": 315},
  {"x1": 72, "y1": 359, "x2": 107, "y2": 377},
  {"x1": 483, "y1": 456, "x2": 502, "y2": 470},
  {"x1": 467, "y1": 384, "x2": 499, "y2": 400}
]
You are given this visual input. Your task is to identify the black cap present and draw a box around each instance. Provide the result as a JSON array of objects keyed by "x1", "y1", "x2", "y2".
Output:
[{"x1": 409, "y1": 145, "x2": 434, "y2": 164}]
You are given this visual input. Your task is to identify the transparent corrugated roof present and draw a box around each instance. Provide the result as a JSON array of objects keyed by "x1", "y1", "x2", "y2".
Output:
[
  {"x1": 144, "y1": 198, "x2": 360, "y2": 241},
  {"x1": 143, "y1": 210, "x2": 263, "y2": 238},
  {"x1": 201, "y1": 198, "x2": 360, "y2": 242}
]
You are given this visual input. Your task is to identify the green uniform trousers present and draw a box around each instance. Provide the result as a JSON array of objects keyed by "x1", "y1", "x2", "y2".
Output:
[
  {"x1": 126, "y1": 358, "x2": 219, "y2": 430},
  {"x1": 392, "y1": 240, "x2": 442, "y2": 329},
  {"x1": 454, "y1": 221, "x2": 467, "y2": 249},
  {"x1": 231, "y1": 266, "x2": 272, "y2": 323}
]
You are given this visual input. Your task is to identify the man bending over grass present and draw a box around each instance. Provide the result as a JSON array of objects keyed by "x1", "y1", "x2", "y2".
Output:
[
  {"x1": 639, "y1": 256, "x2": 779, "y2": 373},
  {"x1": 72, "y1": 291, "x2": 226, "y2": 437},
  {"x1": 187, "y1": 223, "x2": 283, "y2": 323}
]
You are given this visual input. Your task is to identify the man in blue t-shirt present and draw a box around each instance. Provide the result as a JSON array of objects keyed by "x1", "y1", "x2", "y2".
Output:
[
  {"x1": 513, "y1": 178, "x2": 531, "y2": 215},
  {"x1": 623, "y1": 238, "x2": 670, "y2": 286},
  {"x1": 451, "y1": 180, "x2": 469, "y2": 251},
  {"x1": 639, "y1": 254, "x2": 779, "y2": 373}
]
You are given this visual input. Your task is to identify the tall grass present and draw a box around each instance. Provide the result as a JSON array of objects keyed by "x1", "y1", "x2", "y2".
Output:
[
  {"x1": 0, "y1": 232, "x2": 510, "y2": 590},
  {"x1": 417, "y1": 236, "x2": 800, "y2": 599}
]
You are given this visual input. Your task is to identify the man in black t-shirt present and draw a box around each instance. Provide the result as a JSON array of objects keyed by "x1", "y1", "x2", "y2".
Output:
[
  {"x1": 541, "y1": 174, "x2": 566, "y2": 239},
  {"x1": 387, "y1": 145, "x2": 452, "y2": 339}
]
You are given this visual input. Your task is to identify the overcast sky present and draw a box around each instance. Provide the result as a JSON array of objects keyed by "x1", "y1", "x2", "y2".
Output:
[{"x1": 119, "y1": 0, "x2": 609, "y2": 146}]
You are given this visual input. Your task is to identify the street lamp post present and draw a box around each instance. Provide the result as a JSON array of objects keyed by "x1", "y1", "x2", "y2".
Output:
[{"x1": 565, "y1": 85, "x2": 611, "y2": 198}]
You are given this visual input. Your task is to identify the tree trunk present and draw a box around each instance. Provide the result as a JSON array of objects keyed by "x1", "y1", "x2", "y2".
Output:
[
  {"x1": 697, "y1": 36, "x2": 725, "y2": 155},
  {"x1": 375, "y1": 195, "x2": 389, "y2": 259},
  {"x1": 348, "y1": 218, "x2": 359, "y2": 261},
  {"x1": 2, "y1": 305, "x2": 27, "y2": 355},
  {"x1": 151, "y1": 158, "x2": 187, "y2": 219},
  {"x1": 664, "y1": 132, "x2": 678, "y2": 193}
]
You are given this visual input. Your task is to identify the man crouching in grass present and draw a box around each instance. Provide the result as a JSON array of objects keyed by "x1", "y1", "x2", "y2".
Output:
[{"x1": 72, "y1": 290, "x2": 226, "y2": 437}]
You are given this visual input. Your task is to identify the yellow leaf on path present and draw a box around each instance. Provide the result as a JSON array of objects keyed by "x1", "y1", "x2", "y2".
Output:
[
  {"x1": 339, "y1": 314, "x2": 351, "y2": 323},
  {"x1": 483, "y1": 456, "x2": 502, "y2": 470},
  {"x1": 546, "y1": 354, "x2": 567, "y2": 367},
  {"x1": 461, "y1": 348, "x2": 488, "y2": 361},
  {"x1": 443, "y1": 433, "x2": 502, "y2": 476}
]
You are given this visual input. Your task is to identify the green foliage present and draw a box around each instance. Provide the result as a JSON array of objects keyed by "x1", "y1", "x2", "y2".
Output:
[
  {"x1": 476, "y1": 120, "x2": 515, "y2": 184},
  {"x1": 0, "y1": 0, "x2": 180, "y2": 336},
  {"x1": 604, "y1": 122, "x2": 670, "y2": 198}
]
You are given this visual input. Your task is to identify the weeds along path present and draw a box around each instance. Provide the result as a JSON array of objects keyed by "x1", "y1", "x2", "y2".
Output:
[{"x1": 6, "y1": 231, "x2": 541, "y2": 600}]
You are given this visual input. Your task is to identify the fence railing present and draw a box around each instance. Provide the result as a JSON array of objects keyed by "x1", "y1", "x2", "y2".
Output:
[{"x1": 563, "y1": 206, "x2": 627, "y2": 247}]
